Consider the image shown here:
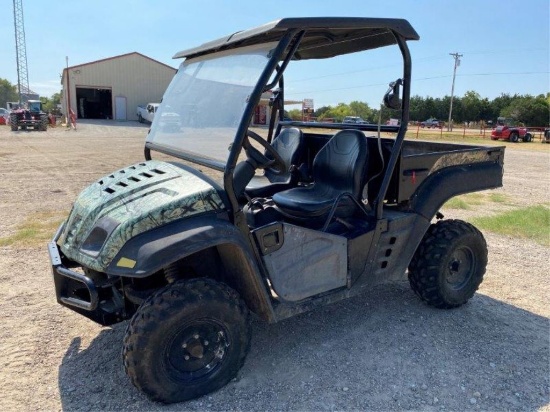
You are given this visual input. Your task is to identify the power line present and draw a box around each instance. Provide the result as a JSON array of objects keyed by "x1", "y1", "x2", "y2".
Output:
[
  {"x1": 291, "y1": 54, "x2": 450, "y2": 83},
  {"x1": 457, "y1": 71, "x2": 549, "y2": 77},
  {"x1": 289, "y1": 50, "x2": 548, "y2": 85},
  {"x1": 461, "y1": 47, "x2": 547, "y2": 55},
  {"x1": 285, "y1": 71, "x2": 549, "y2": 97}
]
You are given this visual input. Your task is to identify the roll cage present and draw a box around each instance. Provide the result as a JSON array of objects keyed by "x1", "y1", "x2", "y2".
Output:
[{"x1": 145, "y1": 18, "x2": 420, "y2": 224}]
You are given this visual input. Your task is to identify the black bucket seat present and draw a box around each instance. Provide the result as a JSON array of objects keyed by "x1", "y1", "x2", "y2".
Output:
[
  {"x1": 245, "y1": 127, "x2": 304, "y2": 198},
  {"x1": 272, "y1": 129, "x2": 368, "y2": 220}
]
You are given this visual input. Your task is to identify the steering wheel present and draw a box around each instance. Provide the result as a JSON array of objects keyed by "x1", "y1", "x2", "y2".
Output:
[{"x1": 243, "y1": 130, "x2": 286, "y2": 174}]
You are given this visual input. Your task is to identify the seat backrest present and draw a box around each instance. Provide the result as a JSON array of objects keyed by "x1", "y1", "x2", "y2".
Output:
[
  {"x1": 264, "y1": 127, "x2": 304, "y2": 182},
  {"x1": 312, "y1": 129, "x2": 368, "y2": 198}
]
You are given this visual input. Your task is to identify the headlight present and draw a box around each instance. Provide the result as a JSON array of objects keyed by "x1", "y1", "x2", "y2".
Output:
[{"x1": 80, "y1": 216, "x2": 119, "y2": 257}]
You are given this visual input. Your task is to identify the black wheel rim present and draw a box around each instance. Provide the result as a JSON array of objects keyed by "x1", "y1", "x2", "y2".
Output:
[
  {"x1": 165, "y1": 319, "x2": 229, "y2": 381},
  {"x1": 446, "y1": 246, "x2": 476, "y2": 290}
]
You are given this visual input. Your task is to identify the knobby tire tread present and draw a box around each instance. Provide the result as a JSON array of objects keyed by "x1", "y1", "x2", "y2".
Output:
[
  {"x1": 122, "y1": 278, "x2": 250, "y2": 403},
  {"x1": 408, "y1": 219, "x2": 487, "y2": 309}
]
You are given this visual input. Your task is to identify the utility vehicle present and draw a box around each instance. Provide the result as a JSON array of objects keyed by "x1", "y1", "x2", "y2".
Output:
[
  {"x1": 49, "y1": 17, "x2": 505, "y2": 404},
  {"x1": 10, "y1": 100, "x2": 48, "y2": 131},
  {"x1": 491, "y1": 116, "x2": 532, "y2": 142}
]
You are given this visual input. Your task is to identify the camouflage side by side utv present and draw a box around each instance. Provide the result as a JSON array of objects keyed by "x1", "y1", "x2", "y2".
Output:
[{"x1": 48, "y1": 17, "x2": 505, "y2": 403}]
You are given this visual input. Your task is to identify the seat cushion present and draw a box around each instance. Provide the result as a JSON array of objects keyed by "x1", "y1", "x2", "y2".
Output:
[
  {"x1": 272, "y1": 185, "x2": 335, "y2": 218},
  {"x1": 272, "y1": 129, "x2": 368, "y2": 219},
  {"x1": 246, "y1": 175, "x2": 295, "y2": 198}
]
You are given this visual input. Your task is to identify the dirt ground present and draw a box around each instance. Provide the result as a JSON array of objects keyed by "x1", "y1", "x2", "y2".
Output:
[{"x1": 0, "y1": 120, "x2": 548, "y2": 411}]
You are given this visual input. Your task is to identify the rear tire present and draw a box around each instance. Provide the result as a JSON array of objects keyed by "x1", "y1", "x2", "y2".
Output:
[
  {"x1": 523, "y1": 133, "x2": 532, "y2": 143},
  {"x1": 123, "y1": 278, "x2": 251, "y2": 403},
  {"x1": 408, "y1": 219, "x2": 487, "y2": 309},
  {"x1": 509, "y1": 132, "x2": 519, "y2": 142},
  {"x1": 138, "y1": 114, "x2": 143, "y2": 123}
]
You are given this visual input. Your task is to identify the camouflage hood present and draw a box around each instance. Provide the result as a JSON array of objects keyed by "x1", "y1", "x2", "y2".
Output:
[{"x1": 59, "y1": 160, "x2": 225, "y2": 272}]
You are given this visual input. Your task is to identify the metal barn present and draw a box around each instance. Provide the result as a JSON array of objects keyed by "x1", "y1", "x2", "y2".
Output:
[{"x1": 61, "y1": 52, "x2": 176, "y2": 121}]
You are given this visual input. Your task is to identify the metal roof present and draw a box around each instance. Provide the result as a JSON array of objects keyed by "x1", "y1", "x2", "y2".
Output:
[{"x1": 174, "y1": 17, "x2": 419, "y2": 60}]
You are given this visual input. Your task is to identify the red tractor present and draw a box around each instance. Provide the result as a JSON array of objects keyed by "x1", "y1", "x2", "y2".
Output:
[
  {"x1": 491, "y1": 117, "x2": 532, "y2": 142},
  {"x1": 9, "y1": 100, "x2": 48, "y2": 132}
]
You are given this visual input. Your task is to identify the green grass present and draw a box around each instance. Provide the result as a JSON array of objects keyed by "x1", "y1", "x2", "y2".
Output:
[
  {"x1": 445, "y1": 197, "x2": 472, "y2": 210},
  {"x1": 472, "y1": 205, "x2": 550, "y2": 246},
  {"x1": 0, "y1": 211, "x2": 66, "y2": 248},
  {"x1": 489, "y1": 193, "x2": 507, "y2": 203},
  {"x1": 444, "y1": 192, "x2": 509, "y2": 210},
  {"x1": 444, "y1": 193, "x2": 486, "y2": 210}
]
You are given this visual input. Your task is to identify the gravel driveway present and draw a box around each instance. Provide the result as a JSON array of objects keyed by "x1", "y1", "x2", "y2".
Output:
[{"x1": 0, "y1": 120, "x2": 548, "y2": 411}]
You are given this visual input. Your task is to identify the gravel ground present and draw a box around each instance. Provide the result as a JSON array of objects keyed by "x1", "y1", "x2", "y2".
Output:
[{"x1": 0, "y1": 120, "x2": 548, "y2": 411}]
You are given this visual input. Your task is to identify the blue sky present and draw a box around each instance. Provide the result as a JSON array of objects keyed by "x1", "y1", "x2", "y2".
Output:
[{"x1": 0, "y1": 0, "x2": 548, "y2": 108}]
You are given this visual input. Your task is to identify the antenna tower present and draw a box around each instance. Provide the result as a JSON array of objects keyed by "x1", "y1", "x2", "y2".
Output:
[{"x1": 13, "y1": 0, "x2": 30, "y2": 104}]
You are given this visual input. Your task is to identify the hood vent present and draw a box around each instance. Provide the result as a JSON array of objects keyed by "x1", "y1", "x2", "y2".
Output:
[{"x1": 99, "y1": 164, "x2": 169, "y2": 195}]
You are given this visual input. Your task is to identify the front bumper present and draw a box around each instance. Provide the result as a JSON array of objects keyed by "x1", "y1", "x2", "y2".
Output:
[
  {"x1": 19, "y1": 120, "x2": 42, "y2": 126},
  {"x1": 48, "y1": 224, "x2": 125, "y2": 325}
]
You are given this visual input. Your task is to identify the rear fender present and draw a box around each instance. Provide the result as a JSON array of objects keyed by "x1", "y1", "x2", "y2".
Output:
[
  {"x1": 107, "y1": 215, "x2": 274, "y2": 321},
  {"x1": 409, "y1": 161, "x2": 504, "y2": 220}
]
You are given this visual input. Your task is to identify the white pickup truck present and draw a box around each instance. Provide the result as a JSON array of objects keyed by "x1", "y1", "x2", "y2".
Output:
[{"x1": 136, "y1": 103, "x2": 159, "y2": 123}]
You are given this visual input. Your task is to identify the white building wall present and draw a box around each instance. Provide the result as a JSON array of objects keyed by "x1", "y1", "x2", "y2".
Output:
[{"x1": 62, "y1": 52, "x2": 176, "y2": 121}]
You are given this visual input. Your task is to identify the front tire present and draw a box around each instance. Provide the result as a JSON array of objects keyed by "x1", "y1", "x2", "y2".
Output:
[
  {"x1": 10, "y1": 114, "x2": 18, "y2": 131},
  {"x1": 408, "y1": 220, "x2": 487, "y2": 309},
  {"x1": 509, "y1": 131, "x2": 519, "y2": 142},
  {"x1": 523, "y1": 133, "x2": 532, "y2": 143},
  {"x1": 138, "y1": 114, "x2": 143, "y2": 123},
  {"x1": 40, "y1": 115, "x2": 48, "y2": 131},
  {"x1": 123, "y1": 278, "x2": 251, "y2": 403}
]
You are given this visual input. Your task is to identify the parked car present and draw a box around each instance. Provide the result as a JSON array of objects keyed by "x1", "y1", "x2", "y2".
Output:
[
  {"x1": 343, "y1": 116, "x2": 369, "y2": 124},
  {"x1": 0, "y1": 108, "x2": 8, "y2": 125},
  {"x1": 420, "y1": 118, "x2": 443, "y2": 128},
  {"x1": 137, "y1": 103, "x2": 159, "y2": 123},
  {"x1": 490, "y1": 117, "x2": 532, "y2": 143},
  {"x1": 543, "y1": 128, "x2": 550, "y2": 143}
]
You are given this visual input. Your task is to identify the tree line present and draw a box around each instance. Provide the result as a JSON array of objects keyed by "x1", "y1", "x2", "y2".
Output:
[
  {"x1": 2, "y1": 76, "x2": 548, "y2": 126},
  {"x1": 288, "y1": 91, "x2": 550, "y2": 127},
  {"x1": 1, "y1": 77, "x2": 61, "y2": 112}
]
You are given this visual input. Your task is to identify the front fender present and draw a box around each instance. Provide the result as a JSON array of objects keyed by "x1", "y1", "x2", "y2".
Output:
[
  {"x1": 108, "y1": 215, "x2": 246, "y2": 276},
  {"x1": 107, "y1": 214, "x2": 275, "y2": 321}
]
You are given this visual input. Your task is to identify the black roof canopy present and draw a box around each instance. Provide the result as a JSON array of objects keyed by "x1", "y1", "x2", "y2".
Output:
[{"x1": 174, "y1": 17, "x2": 419, "y2": 61}]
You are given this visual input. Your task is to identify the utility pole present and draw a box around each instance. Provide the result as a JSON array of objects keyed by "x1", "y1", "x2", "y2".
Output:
[
  {"x1": 447, "y1": 52, "x2": 463, "y2": 131},
  {"x1": 66, "y1": 56, "x2": 71, "y2": 127}
]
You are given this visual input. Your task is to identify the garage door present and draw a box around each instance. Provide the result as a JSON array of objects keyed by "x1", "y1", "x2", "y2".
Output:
[{"x1": 75, "y1": 87, "x2": 112, "y2": 119}]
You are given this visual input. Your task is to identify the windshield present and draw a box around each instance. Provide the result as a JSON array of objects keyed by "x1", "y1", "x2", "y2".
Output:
[
  {"x1": 29, "y1": 101, "x2": 41, "y2": 111},
  {"x1": 497, "y1": 118, "x2": 516, "y2": 127},
  {"x1": 146, "y1": 43, "x2": 276, "y2": 169}
]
